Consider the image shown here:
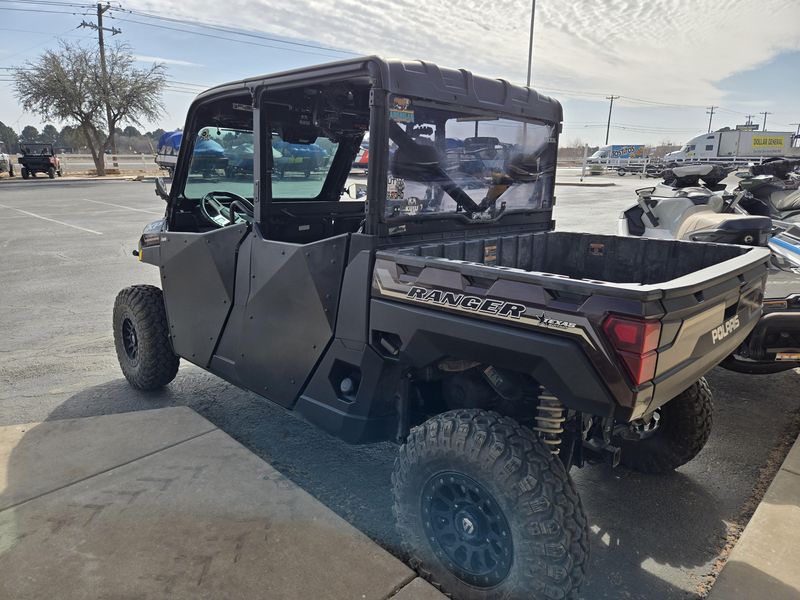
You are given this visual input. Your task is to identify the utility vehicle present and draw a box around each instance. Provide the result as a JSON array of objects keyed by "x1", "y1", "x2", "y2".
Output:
[
  {"x1": 113, "y1": 57, "x2": 770, "y2": 599},
  {"x1": 18, "y1": 142, "x2": 62, "y2": 179}
]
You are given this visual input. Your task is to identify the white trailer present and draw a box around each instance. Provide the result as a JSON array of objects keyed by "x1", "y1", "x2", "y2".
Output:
[{"x1": 665, "y1": 130, "x2": 800, "y2": 164}]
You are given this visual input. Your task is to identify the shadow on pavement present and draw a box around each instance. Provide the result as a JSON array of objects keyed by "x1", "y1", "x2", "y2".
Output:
[
  {"x1": 41, "y1": 366, "x2": 800, "y2": 598},
  {"x1": 36, "y1": 366, "x2": 799, "y2": 599}
]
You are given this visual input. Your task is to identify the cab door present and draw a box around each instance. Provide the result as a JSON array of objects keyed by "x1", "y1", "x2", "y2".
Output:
[{"x1": 159, "y1": 223, "x2": 249, "y2": 367}]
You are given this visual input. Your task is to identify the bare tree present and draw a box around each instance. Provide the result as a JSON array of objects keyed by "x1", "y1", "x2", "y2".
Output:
[
  {"x1": 14, "y1": 41, "x2": 165, "y2": 175},
  {"x1": 102, "y1": 44, "x2": 166, "y2": 162}
]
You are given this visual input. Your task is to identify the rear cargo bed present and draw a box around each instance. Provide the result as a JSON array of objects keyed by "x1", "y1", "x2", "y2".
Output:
[
  {"x1": 374, "y1": 231, "x2": 770, "y2": 415},
  {"x1": 386, "y1": 231, "x2": 768, "y2": 301}
]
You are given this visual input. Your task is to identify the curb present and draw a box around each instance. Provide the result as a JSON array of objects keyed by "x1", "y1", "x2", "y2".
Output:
[
  {"x1": 708, "y1": 432, "x2": 800, "y2": 599},
  {"x1": 0, "y1": 175, "x2": 158, "y2": 183}
]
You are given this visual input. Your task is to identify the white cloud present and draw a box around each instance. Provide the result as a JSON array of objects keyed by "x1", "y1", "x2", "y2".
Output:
[
  {"x1": 134, "y1": 54, "x2": 202, "y2": 67},
  {"x1": 125, "y1": 0, "x2": 800, "y2": 106}
]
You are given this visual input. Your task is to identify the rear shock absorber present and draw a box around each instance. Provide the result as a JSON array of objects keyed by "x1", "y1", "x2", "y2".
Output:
[{"x1": 534, "y1": 386, "x2": 565, "y2": 455}]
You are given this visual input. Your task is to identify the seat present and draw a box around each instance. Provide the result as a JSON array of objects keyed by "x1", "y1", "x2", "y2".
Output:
[{"x1": 676, "y1": 210, "x2": 771, "y2": 240}]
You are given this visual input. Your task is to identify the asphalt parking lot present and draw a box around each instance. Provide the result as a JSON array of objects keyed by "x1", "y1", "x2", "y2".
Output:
[{"x1": 1, "y1": 172, "x2": 798, "y2": 599}]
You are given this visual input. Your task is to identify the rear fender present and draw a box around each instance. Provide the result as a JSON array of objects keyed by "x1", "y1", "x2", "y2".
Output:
[{"x1": 370, "y1": 299, "x2": 617, "y2": 418}]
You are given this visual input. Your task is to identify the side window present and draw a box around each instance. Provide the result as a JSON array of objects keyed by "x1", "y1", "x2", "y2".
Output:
[
  {"x1": 705, "y1": 144, "x2": 714, "y2": 151},
  {"x1": 687, "y1": 144, "x2": 696, "y2": 151},
  {"x1": 184, "y1": 127, "x2": 254, "y2": 200}
]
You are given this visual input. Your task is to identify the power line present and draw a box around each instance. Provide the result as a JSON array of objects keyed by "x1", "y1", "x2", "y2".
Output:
[
  {"x1": 0, "y1": 0, "x2": 93, "y2": 6},
  {"x1": 0, "y1": 6, "x2": 85, "y2": 13},
  {"x1": 119, "y1": 7, "x2": 358, "y2": 56},
  {"x1": 106, "y1": 15, "x2": 353, "y2": 59}
]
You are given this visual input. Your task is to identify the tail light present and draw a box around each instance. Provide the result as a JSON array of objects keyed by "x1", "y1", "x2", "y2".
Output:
[{"x1": 602, "y1": 315, "x2": 661, "y2": 386}]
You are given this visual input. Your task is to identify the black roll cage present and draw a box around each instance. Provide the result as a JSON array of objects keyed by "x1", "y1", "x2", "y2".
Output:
[{"x1": 166, "y1": 56, "x2": 564, "y2": 243}]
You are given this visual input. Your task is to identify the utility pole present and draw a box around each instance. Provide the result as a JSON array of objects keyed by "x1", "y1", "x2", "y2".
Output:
[
  {"x1": 79, "y1": 3, "x2": 121, "y2": 170},
  {"x1": 790, "y1": 123, "x2": 800, "y2": 136},
  {"x1": 745, "y1": 114, "x2": 755, "y2": 126},
  {"x1": 605, "y1": 95, "x2": 619, "y2": 145},
  {"x1": 760, "y1": 111, "x2": 772, "y2": 131},
  {"x1": 706, "y1": 106, "x2": 717, "y2": 133}
]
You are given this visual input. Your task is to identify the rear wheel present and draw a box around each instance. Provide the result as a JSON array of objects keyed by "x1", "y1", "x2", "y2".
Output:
[
  {"x1": 393, "y1": 409, "x2": 589, "y2": 600},
  {"x1": 21, "y1": 167, "x2": 29, "y2": 179},
  {"x1": 8, "y1": 164, "x2": 14, "y2": 177},
  {"x1": 48, "y1": 166, "x2": 56, "y2": 179},
  {"x1": 113, "y1": 285, "x2": 179, "y2": 390},
  {"x1": 618, "y1": 378, "x2": 713, "y2": 474}
]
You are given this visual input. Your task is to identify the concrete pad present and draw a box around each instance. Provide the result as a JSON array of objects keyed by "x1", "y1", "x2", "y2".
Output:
[
  {"x1": 709, "y1": 443, "x2": 800, "y2": 600},
  {"x1": 391, "y1": 577, "x2": 447, "y2": 600},
  {"x1": 0, "y1": 409, "x2": 444, "y2": 600},
  {"x1": 0, "y1": 407, "x2": 215, "y2": 510}
]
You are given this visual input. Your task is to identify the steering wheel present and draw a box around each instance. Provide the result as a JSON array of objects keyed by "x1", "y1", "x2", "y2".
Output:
[{"x1": 200, "y1": 191, "x2": 254, "y2": 227}]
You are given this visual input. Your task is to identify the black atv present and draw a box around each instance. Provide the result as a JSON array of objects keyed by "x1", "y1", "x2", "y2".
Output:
[{"x1": 113, "y1": 57, "x2": 770, "y2": 599}]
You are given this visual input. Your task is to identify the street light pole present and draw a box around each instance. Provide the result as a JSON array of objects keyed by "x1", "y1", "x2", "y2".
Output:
[
  {"x1": 526, "y1": 0, "x2": 536, "y2": 87},
  {"x1": 605, "y1": 95, "x2": 619, "y2": 145},
  {"x1": 521, "y1": 0, "x2": 535, "y2": 147}
]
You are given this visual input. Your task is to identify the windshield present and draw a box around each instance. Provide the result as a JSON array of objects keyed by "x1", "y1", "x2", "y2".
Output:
[
  {"x1": 20, "y1": 143, "x2": 53, "y2": 156},
  {"x1": 383, "y1": 97, "x2": 557, "y2": 221},
  {"x1": 183, "y1": 127, "x2": 338, "y2": 200}
]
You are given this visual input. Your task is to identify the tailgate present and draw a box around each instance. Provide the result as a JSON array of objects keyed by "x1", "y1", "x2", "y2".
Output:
[{"x1": 647, "y1": 248, "x2": 770, "y2": 411}]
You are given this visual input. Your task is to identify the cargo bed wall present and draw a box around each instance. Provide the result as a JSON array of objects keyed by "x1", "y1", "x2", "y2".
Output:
[{"x1": 394, "y1": 232, "x2": 744, "y2": 285}]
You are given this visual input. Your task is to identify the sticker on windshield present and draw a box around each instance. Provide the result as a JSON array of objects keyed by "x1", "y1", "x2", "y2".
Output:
[
  {"x1": 390, "y1": 97, "x2": 415, "y2": 123},
  {"x1": 388, "y1": 177, "x2": 405, "y2": 199}
]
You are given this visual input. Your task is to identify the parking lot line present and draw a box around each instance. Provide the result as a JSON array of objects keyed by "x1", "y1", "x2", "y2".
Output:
[
  {"x1": 0, "y1": 203, "x2": 103, "y2": 235},
  {"x1": 81, "y1": 198, "x2": 164, "y2": 215}
]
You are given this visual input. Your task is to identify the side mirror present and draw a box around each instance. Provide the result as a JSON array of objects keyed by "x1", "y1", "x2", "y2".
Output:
[
  {"x1": 345, "y1": 182, "x2": 367, "y2": 199},
  {"x1": 155, "y1": 177, "x2": 170, "y2": 201}
]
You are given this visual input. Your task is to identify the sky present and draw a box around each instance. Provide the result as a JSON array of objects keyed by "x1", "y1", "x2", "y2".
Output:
[{"x1": 1, "y1": 0, "x2": 799, "y2": 147}]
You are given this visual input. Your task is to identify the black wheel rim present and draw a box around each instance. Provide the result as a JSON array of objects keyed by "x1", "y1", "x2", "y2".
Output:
[
  {"x1": 121, "y1": 317, "x2": 139, "y2": 361},
  {"x1": 421, "y1": 471, "x2": 513, "y2": 587}
]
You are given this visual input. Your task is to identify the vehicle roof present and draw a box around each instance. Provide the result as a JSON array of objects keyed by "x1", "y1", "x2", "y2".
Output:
[{"x1": 192, "y1": 56, "x2": 563, "y2": 123}]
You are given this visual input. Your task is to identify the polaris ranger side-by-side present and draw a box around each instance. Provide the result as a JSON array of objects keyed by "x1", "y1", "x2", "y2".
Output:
[
  {"x1": 114, "y1": 57, "x2": 770, "y2": 599},
  {"x1": 18, "y1": 142, "x2": 62, "y2": 179}
]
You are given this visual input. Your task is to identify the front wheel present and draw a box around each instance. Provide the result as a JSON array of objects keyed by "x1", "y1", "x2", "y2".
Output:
[
  {"x1": 618, "y1": 378, "x2": 713, "y2": 474},
  {"x1": 393, "y1": 409, "x2": 589, "y2": 600},
  {"x1": 113, "y1": 285, "x2": 179, "y2": 390},
  {"x1": 21, "y1": 167, "x2": 29, "y2": 179},
  {"x1": 48, "y1": 166, "x2": 56, "y2": 179}
]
